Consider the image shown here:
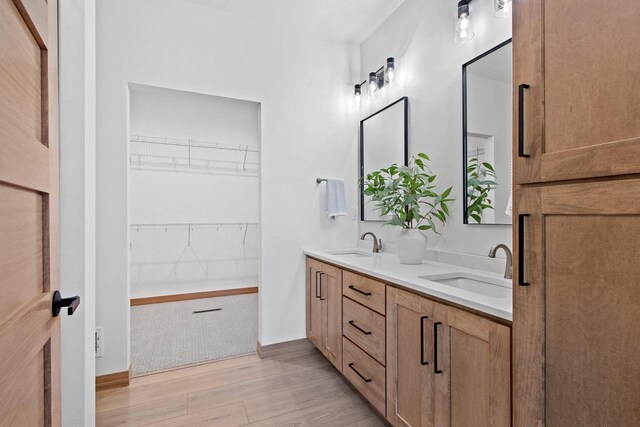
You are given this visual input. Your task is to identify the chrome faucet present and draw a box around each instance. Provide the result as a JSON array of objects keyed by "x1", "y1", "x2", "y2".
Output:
[
  {"x1": 488, "y1": 244, "x2": 513, "y2": 279},
  {"x1": 360, "y1": 232, "x2": 382, "y2": 253}
]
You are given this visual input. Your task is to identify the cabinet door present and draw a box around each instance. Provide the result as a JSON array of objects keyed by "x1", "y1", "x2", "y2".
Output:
[
  {"x1": 435, "y1": 305, "x2": 510, "y2": 427},
  {"x1": 514, "y1": 180, "x2": 640, "y2": 426},
  {"x1": 306, "y1": 258, "x2": 324, "y2": 351},
  {"x1": 320, "y1": 262, "x2": 343, "y2": 371},
  {"x1": 514, "y1": 0, "x2": 640, "y2": 184},
  {"x1": 386, "y1": 287, "x2": 435, "y2": 427}
]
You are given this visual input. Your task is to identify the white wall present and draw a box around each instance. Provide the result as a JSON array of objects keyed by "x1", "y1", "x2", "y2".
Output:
[
  {"x1": 59, "y1": 0, "x2": 96, "y2": 425},
  {"x1": 358, "y1": 0, "x2": 512, "y2": 257},
  {"x1": 129, "y1": 86, "x2": 260, "y2": 298},
  {"x1": 96, "y1": 0, "x2": 359, "y2": 375}
]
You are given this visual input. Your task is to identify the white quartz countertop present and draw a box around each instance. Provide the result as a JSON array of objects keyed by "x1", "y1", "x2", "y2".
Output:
[{"x1": 304, "y1": 248, "x2": 512, "y2": 322}]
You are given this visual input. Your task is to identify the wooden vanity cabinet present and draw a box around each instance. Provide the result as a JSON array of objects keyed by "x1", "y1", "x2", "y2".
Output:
[
  {"x1": 306, "y1": 257, "x2": 342, "y2": 371},
  {"x1": 386, "y1": 286, "x2": 435, "y2": 427},
  {"x1": 387, "y1": 286, "x2": 510, "y2": 427}
]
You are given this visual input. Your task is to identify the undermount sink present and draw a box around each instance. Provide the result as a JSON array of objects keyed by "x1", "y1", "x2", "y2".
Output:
[
  {"x1": 327, "y1": 249, "x2": 373, "y2": 258},
  {"x1": 419, "y1": 272, "x2": 511, "y2": 299}
]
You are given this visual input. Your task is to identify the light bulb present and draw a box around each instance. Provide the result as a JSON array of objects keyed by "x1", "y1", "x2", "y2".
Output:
[
  {"x1": 495, "y1": 0, "x2": 511, "y2": 18},
  {"x1": 455, "y1": 15, "x2": 474, "y2": 43},
  {"x1": 369, "y1": 72, "x2": 378, "y2": 92}
]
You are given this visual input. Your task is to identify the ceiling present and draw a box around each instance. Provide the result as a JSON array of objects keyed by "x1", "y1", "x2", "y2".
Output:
[{"x1": 183, "y1": 0, "x2": 406, "y2": 43}]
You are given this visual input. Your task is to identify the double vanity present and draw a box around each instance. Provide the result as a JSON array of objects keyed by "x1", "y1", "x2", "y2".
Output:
[{"x1": 304, "y1": 248, "x2": 511, "y2": 426}]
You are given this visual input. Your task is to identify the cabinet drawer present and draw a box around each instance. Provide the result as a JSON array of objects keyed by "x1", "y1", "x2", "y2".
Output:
[
  {"x1": 343, "y1": 337, "x2": 386, "y2": 416},
  {"x1": 343, "y1": 271, "x2": 386, "y2": 315},
  {"x1": 343, "y1": 296, "x2": 385, "y2": 365}
]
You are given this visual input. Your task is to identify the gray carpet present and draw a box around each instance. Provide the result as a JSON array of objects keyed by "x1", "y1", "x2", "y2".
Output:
[{"x1": 131, "y1": 294, "x2": 258, "y2": 375}]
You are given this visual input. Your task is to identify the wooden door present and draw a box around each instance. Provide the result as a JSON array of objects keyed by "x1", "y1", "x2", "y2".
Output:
[
  {"x1": 513, "y1": 180, "x2": 640, "y2": 426},
  {"x1": 514, "y1": 0, "x2": 640, "y2": 184},
  {"x1": 320, "y1": 261, "x2": 342, "y2": 372},
  {"x1": 437, "y1": 305, "x2": 510, "y2": 427},
  {"x1": 0, "y1": 0, "x2": 60, "y2": 425},
  {"x1": 386, "y1": 287, "x2": 434, "y2": 427},
  {"x1": 306, "y1": 258, "x2": 324, "y2": 351}
]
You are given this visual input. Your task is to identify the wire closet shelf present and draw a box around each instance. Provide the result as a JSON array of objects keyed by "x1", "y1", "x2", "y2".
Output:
[
  {"x1": 130, "y1": 222, "x2": 259, "y2": 245},
  {"x1": 129, "y1": 134, "x2": 259, "y2": 176}
]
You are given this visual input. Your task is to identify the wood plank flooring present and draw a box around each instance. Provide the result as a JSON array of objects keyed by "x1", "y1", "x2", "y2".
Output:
[{"x1": 96, "y1": 339, "x2": 388, "y2": 426}]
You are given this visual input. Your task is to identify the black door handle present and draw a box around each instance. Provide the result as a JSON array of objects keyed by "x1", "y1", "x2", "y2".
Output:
[
  {"x1": 315, "y1": 271, "x2": 321, "y2": 298},
  {"x1": 518, "y1": 83, "x2": 531, "y2": 158},
  {"x1": 348, "y1": 363, "x2": 372, "y2": 383},
  {"x1": 518, "y1": 214, "x2": 531, "y2": 286},
  {"x1": 348, "y1": 285, "x2": 371, "y2": 296},
  {"x1": 434, "y1": 322, "x2": 443, "y2": 374},
  {"x1": 52, "y1": 291, "x2": 80, "y2": 317},
  {"x1": 319, "y1": 273, "x2": 326, "y2": 300},
  {"x1": 348, "y1": 320, "x2": 372, "y2": 335},
  {"x1": 420, "y1": 316, "x2": 429, "y2": 366}
]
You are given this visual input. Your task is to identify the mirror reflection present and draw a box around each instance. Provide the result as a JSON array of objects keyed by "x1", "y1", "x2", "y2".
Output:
[
  {"x1": 463, "y1": 40, "x2": 512, "y2": 225},
  {"x1": 360, "y1": 97, "x2": 408, "y2": 221}
]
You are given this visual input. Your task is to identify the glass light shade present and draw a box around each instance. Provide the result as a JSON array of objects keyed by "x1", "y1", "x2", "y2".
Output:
[
  {"x1": 495, "y1": 0, "x2": 511, "y2": 18},
  {"x1": 369, "y1": 72, "x2": 378, "y2": 92},
  {"x1": 455, "y1": 14, "x2": 475, "y2": 43},
  {"x1": 386, "y1": 57, "x2": 395, "y2": 83}
]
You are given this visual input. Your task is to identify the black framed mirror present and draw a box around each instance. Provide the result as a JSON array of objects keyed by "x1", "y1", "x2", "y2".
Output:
[
  {"x1": 463, "y1": 39, "x2": 513, "y2": 225},
  {"x1": 360, "y1": 97, "x2": 408, "y2": 221}
]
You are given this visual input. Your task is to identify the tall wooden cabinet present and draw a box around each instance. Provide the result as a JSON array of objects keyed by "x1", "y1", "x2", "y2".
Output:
[
  {"x1": 513, "y1": 1, "x2": 640, "y2": 425},
  {"x1": 387, "y1": 287, "x2": 510, "y2": 427},
  {"x1": 306, "y1": 258, "x2": 342, "y2": 371},
  {"x1": 514, "y1": 0, "x2": 640, "y2": 185}
]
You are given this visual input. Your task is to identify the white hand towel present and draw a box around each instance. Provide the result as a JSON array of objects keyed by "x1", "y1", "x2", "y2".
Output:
[{"x1": 326, "y1": 179, "x2": 347, "y2": 219}]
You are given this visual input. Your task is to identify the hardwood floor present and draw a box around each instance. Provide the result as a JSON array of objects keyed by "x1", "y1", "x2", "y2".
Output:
[{"x1": 96, "y1": 339, "x2": 388, "y2": 426}]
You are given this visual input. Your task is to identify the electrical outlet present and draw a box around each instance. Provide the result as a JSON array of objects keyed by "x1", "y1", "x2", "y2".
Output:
[
  {"x1": 351, "y1": 206, "x2": 358, "y2": 220},
  {"x1": 95, "y1": 327, "x2": 103, "y2": 358}
]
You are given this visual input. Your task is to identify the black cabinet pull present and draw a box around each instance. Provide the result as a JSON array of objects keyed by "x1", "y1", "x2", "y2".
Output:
[
  {"x1": 518, "y1": 214, "x2": 531, "y2": 286},
  {"x1": 348, "y1": 320, "x2": 372, "y2": 335},
  {"x1": 319, "y1": 273, "x2": 326, "y2": 300},
  {"x1": 434, "y1": 322, "x2": 443, "y2": 374},
  {"x1": 348, "y1": 363, "x2": 372, "y2": 383},
  {"x1": 315, "y1": 271, "x2": 321, "y2": 298},
  {"x1": 518, "y1": 83, "x2": 531, "y2": 158},
  {"x1": 52, "y1": 291, "x2": 80, "y2": 317},
  {"x1": 420, "y1": 315, "x2": 429, "y2": 366},
  {"x1": 348, "y1": 285, "x2": 372, "y2": 296}
]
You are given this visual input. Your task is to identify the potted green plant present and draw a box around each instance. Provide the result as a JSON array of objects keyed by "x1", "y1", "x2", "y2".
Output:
[
  {"x1": 363, "y1": 153, "x2": 454, "y2": 264},
  {"x1": 466, "y1": 157, "x2": 498, "y2": 223}
]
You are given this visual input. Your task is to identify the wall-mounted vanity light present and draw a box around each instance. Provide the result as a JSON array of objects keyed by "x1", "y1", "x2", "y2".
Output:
[
  {"x1": 494, "y1": 0, "x2": 511, "y2": 17},
  {"x1": 455, "y1": 0, "x2": 475, "y2": 43},
  {"x1": 354, "y1": 56, "x2": 397, "y2": 100}
]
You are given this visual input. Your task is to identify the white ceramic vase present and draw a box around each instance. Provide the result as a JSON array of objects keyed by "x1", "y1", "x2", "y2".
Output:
[{"x1": 396, "y1": 228, "x2": 427, "y2": 265}]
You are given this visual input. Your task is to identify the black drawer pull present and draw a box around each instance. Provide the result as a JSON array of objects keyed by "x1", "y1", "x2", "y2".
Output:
[
  {"x1": 434, "y1": 322, "x2": 443, "y2": 374},
  {"x1": 518, "y1": 83, "x2": 531, "y2": 158},
  {"x1": 518, "y1": 214, "x2": 531, "y2": 286},
  {"x1": 348, "y1": 363, "x2": 372, "y2": 383},
  {"x1": 349, "y1": 320, "x2": 372, "y2": 335},
  {"x1": 315, "y1": 271, "x2": 321, "y2": 298},
  {"x1": 348, "y1": 285, "x2": 372, "y2": 296},
  {"x1": 420, "y1": 315, "x2": 429, "y2": 366}
]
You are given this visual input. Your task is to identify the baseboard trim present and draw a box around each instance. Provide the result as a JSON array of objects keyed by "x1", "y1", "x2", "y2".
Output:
[
  {"x1": 130, "y1": 286, "x2": 259, "y2": 306},
  {"x1": 256, "y1": 338, "x2": 312, "y2": 358},
  {"x1": 96, "y1": 366, "x2": 131, "y2": 391}
]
